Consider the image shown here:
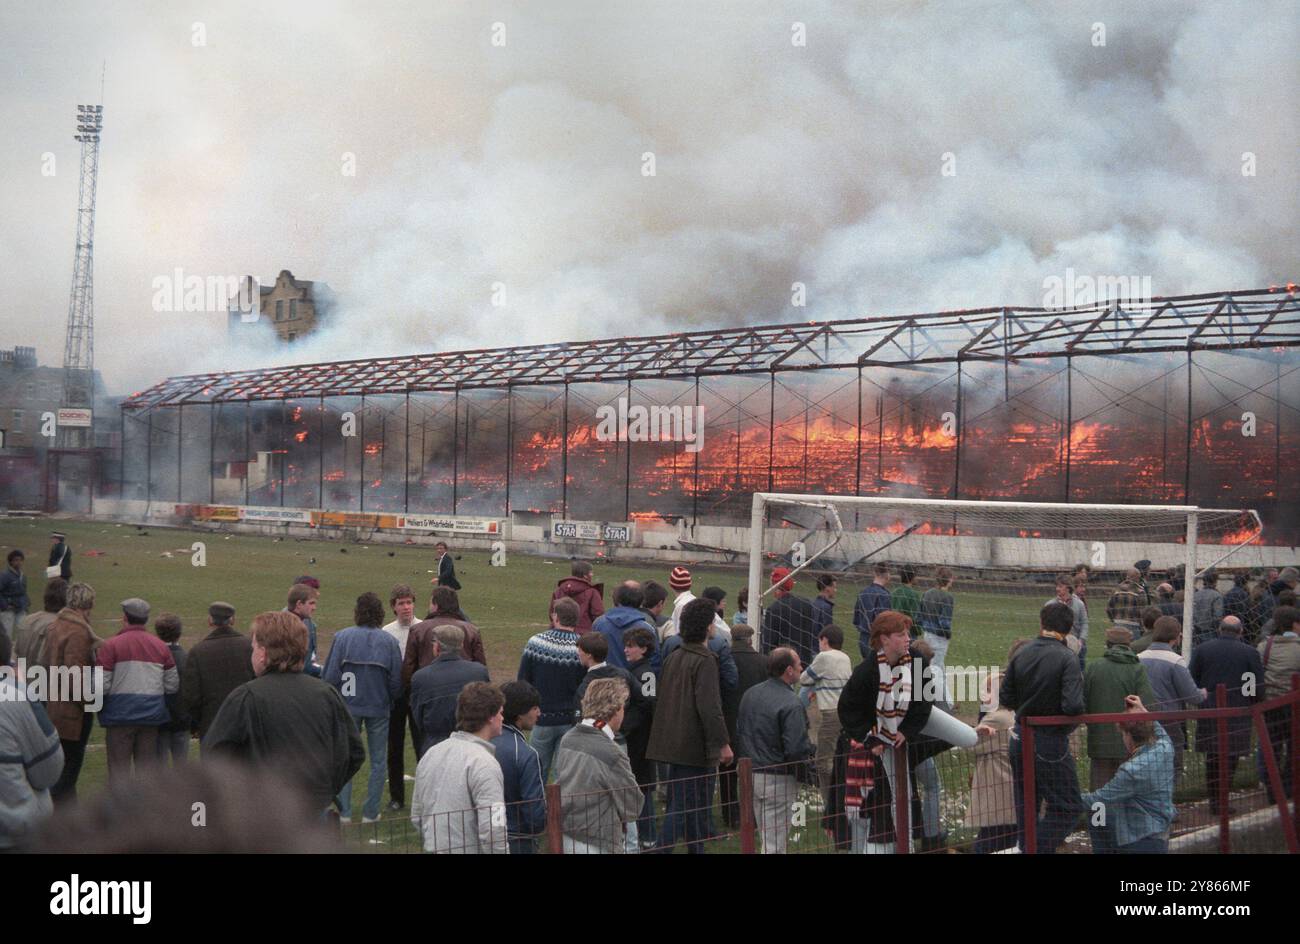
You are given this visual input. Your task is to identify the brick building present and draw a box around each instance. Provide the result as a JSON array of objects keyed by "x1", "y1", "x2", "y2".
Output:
[{"x1": 228, "y1": 269, "x2": 336, "y2": 343}]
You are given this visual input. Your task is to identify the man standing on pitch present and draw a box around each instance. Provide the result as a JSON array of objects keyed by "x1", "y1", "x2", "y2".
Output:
[{"x1": 432, "y1": 541, "x2": 461, "y2": 591}]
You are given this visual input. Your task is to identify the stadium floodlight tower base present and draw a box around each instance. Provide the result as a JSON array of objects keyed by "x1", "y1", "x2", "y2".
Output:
[{"x1": 748, "y1": 493, "x2": 1263, "y2": 658}]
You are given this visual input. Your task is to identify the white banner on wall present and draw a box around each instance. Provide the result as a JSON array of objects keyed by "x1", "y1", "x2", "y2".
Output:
[
  {"x1": 552, "y1": 520, "x2": 634, "y2": 543},
  {"x1": 399, "y1": 515, "x2": 501, "y2": 535},
  {"x1": 242, "y1": 506, "x2": 314, "y2": 524}
]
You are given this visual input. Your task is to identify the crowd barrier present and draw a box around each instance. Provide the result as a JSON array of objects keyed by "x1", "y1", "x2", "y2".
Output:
[{"x1": 331, "y1": 674, "x2": 1296, "y2": 854}]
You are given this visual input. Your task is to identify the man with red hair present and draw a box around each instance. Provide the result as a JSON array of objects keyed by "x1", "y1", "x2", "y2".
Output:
[{"x1": 760, "y1": 567, "x2": 818, "y2": 667}]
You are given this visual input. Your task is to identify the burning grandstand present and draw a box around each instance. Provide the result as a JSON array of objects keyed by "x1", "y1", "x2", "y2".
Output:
[{"x1": 115, "y1": 287, "x2": 1300, "y2": 548}]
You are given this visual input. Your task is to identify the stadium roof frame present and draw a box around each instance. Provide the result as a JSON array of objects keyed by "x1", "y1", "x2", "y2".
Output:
[{"x1": 122, "y1": 286, "x2": 1299, "y2": 409}]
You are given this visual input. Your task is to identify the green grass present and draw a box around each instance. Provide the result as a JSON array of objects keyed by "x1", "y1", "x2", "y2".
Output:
[{"x1": 0, "y1": 515, "x2": 1099, "y2": 834}]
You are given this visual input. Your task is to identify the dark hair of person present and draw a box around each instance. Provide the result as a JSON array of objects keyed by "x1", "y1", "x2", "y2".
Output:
[
  {"x1": 1040, "y1": 601, "x2": 1074, "y2": 635},
  {"x1": 154, "y1": 613, "x2": 183, "y2": 644},
  {"x1": 736, "y1": 587, "x2": 749, "y2": 611},
  {"x1": 572, "y1": 559, "x2": 593, "y2": 578},
  {"x1": 431, "y1": 585, "x2": 460, "y2": 615},
  {"x1": 1273, "y1": 606, "x2": 1299, "y2": 635},
  {"x1": 701, "y1": 586, "x2": 726, "y2": 606},
  {"x1": 768, "y1": 648, "x2": 797, "y2": 678},
  {"x1": 6, "y1": 549, "x2": 22, "y2": 565},
  {"x1": 622, "y1": 626, "x2": 656, "y2": 653},
  {"x1": 898, "y1": 566, "x2": 915, "y2": 585},
  {"x1": 28, "y1": 760, "x2": 340, "y2": 853},
  {"x1": 456, "y1": 682, "x2": 504, "y2": 732},
  {"x1": 680, "y1": 598, "x2": 717, "y2": 643},
  {"x1": 819, "y1": 624, "x2": 844, "y2": 650},
  {"x1": 614, "y1": 581, "x2": 645, "y2": 609},
  {"x1": 287, "y1": 584, "x2": 318, "y2": 610},
  {"x1": 552, "y1": 596, "x2": 580, "y2": 628},
  {"x1": 578, "y1": 632, "x2": 609, "y2": 662},
  {"x1": 816, "y1": 574, "x2": 837, "y2": 591},
  {"x1": 43, "y1": 578, "x2": 68, "y2": 613},
  {"x1": 500, "y1": 680, "x2": 540, "y2": 725},
  {"x1": 643, "y1": 581, "x2": 668, "y2": 610},
  {"x1": 1140, "y1": 606, "x2": 1161, "y2": 631},
  {"x1": 873, "y1": 562, "x2": 889, "y2": 576},
  {"x1": 354, "y1": 592, "x2": 385, "y2": 628},
  {"x1": 390, "y1": 583, "x2": 415, "y2": 607},
  {"x1": 1152, "y1": 616, "x2": 1182, "y2": 644}
]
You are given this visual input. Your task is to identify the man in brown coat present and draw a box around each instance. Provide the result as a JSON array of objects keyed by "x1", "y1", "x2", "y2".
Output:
[
  {"x1": 182, "y1": 602, "x2": 255, "y2": 744},
  {"x1": 646, "y1": 598, "x2": 732, "y2": 853},
  {"x1": 403, "y1": 587, "x2": 486, "y2": 689},
  {"x1": 43, "y1": 582, "x2": 102, "y2": 805}
]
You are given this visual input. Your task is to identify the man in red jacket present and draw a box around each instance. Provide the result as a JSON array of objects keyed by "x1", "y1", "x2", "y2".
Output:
[{"x1": 549, "y1": 560, "x2": 605, "y2": 635}]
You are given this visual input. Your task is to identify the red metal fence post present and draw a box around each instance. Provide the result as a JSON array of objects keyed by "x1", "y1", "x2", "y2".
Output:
[
  {"x1": 738, "y1": 757, "x2": 756, "y2": 854},
  {"x1": 1291, "y1": 675, "x2": 1299, "y2": 826},
  {"x1": 1215, "y1": 683, "x2": 1230, "y2": 854},
  {"x1": 894, "y1": 741, "x2": 910, "y2": 854},
  {"x1": 1022, "y1": 722, "x2": 1037, "y2": 855},
  {"x1": 545, "y1": 782, "x2": 563, "y2": 855},
  {"x1": 1252, "y1": 708, "x2": 1299, "y2": 853}
]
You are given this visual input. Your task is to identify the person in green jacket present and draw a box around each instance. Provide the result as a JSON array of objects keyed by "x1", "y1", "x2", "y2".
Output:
[
  {"x1": 890, "y1": 565, "x2": 921, "y2": 637},
  {"x1": 1084, "y1": 627, "x2": 1157, "y2": 792}
]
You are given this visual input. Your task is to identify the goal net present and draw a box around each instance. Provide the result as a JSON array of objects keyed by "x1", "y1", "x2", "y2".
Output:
[{"x1": 746, "y1": 493, "x2": 1266, "y2": 712}]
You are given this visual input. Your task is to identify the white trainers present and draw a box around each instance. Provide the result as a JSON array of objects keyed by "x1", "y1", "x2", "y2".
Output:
[{"x1": 362, "y1": 815, "x2": 381, "y2": 824}]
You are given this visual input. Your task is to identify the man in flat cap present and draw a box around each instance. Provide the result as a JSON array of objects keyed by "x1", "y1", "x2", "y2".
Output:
[
  {"x1": 182, "y1": 602, "x2": 255, "y2": 746},
  {"x1": 48, "y1": 532, "x2": 72, "y2": 582},
  {"x1": 96, "y1": 598, "x2": 179, "y2": 781}
]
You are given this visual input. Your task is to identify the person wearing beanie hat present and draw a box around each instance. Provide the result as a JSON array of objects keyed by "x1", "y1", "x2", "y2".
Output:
[
  {"x1": 666, "y1": 566, "x2": 695, "y2": 641},
  {"x1": 1082, "y1": 625, "x2": 1157, "y2": 838},
  {"x1": 761, "y1": 567, "x2": 818, "y2": 668}
]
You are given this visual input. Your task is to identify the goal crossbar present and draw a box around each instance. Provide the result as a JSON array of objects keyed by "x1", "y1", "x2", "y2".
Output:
[{"x1": 747, "y1": 493, "x2": 1262, "y2": 659}]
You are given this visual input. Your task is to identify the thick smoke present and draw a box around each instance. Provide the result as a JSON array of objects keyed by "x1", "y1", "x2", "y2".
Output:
[{"x1": 1, "y1": 0, "x2": 1295, "y2": 393}]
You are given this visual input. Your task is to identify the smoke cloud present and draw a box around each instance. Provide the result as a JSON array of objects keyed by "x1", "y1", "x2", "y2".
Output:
[{"x1": 1, "y1": 0, "x2": 1295, "y2": 393}]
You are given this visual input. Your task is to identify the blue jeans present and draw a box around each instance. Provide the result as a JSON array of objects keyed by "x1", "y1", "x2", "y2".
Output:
[
  {"x1": 914, "y1": 757, "x2": 942, "y2": 839},
  {"x1": 637, "y1": 788, "x2": 657, "y2": 848},
  {"x1": 658, "y1": 764, "x2": 710, "y2": 854},
  {"x1": 338, "y1": 714, "x2": 389, "y2": 821},
  {"x1": 1010, "y1": 726, "x2": 1083, "y2": 854},
  {"x1": 530, "y1": 724, "x2": 569, "y2": 783},
  {"x1": 1076, "y1": 641, "x2": 1087, "y2": 675},
  {"x1": 921, "y1": 632, "x2": 951, "y2": 709}
]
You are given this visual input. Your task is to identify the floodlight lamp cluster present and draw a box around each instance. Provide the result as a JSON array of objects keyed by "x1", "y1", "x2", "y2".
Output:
[{"x1": 75, "y1": 103, "x2": 103, "y2": 140}]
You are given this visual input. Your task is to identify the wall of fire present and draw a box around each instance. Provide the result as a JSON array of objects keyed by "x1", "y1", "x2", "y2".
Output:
[{"x1": 116, "y1": 348, "x2": 1300, "y2": 545}]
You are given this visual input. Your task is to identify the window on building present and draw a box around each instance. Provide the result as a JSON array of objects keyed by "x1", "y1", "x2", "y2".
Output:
[
  {"x1": 276, "y1": 300, "x2": 284, "y2": 321},
  {"x1": 287, "y1": 332, "x2": 297, "y2": 342},
  {"x1": 290, "y1": 299, "x2": 298, "y2": 320},
  {"x1": 12, "y1": 409, "x2": 23, "y2": 429},
  {"x1": 23, "y1": 383, "x2": 35, "y2": 398}
]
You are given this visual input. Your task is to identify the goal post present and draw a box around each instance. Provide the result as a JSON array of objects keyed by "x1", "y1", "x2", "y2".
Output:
[{"x1": 748, "y1": 493, "x2": 1264, "y2": 684}]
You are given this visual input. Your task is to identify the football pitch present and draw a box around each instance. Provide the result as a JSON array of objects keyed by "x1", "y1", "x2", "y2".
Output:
[{"x1": 0, "y1": 515, "x2": 1087, "y2": 830}]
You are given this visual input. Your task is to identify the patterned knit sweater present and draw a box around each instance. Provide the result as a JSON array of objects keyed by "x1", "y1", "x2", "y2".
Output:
[{"x1": 518, "y1": 629, "x2": 587, "y2": 726}]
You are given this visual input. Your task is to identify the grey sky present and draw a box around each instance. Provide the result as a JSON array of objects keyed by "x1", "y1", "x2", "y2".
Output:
[{"x1": 2, "y1": 0, "x2": 1295, "y2": 393}]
